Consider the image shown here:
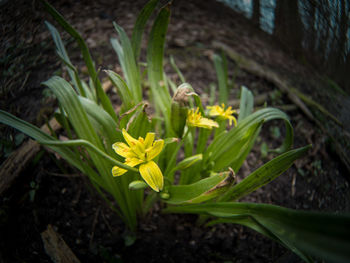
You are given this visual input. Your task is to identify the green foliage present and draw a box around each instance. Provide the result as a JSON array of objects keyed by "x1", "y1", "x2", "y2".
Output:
[
  {"x1": 213, "y1": 53, "x2": 229, "y2": 104},
  {"x1": 0, "y1": 1, "x2": 348, "y2": 262},
  {"x1": 111, "y1": 22, "x2": 142, "y2": 102},
  {"x1": 165, "y1": 202, "x2": 350, "y2": 263},
  {"x1": 146, "y1": 4, "x2": 172, "y2": 134},
  {"x1": 237, "y1": 86, "x2": 253, "y2": 123}
]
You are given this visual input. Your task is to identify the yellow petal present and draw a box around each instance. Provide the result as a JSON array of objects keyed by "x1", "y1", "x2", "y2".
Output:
[
  {"x1": 187, "y1": 107, "x2": 218, "y2": 129},
  {"x1": 139, "y1": 161, "x2": 163, "y2": 192},
  {"x1": 229, "y1": 116, "x2": 237, "y2": 126},
  {"x1": 194, "y1": 116, "x2": 219, "y2": 129},
  {"x1": 125, "y1": 157, "x2": 144, "y2": 167},
  {"x1": 122, "y1": 128, "x2": 138, "y2": 147},
  {"x1": 207, "y1": 105, "x2": 222, "y2": 116},
  {"x1": 146, "y1": 139, "x2": 164, "y2": 160},
  {"x1": 112, "y1": 166, "x2": 127, "y2": 177},
  {"x1": 112, "y1": 142, "x2": 132, "y2": 158},
  {"x1": 144, "y1": 132, "x2": 155, "y2": 148}
]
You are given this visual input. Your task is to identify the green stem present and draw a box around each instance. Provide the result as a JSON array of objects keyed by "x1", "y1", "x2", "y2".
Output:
[
  {"x1": 39, "y1": 139, "x2": 138, "y2": 173},
  {"x1": 164, "y1": 128, "x2": 191, "y2": 182}
]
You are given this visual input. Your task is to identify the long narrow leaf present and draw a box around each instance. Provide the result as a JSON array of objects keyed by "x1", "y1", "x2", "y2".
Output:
[
  {"x1": 45, "y1": 21, "x2": 86, "y2": 97},
  {"x1": 238, "y1": 86, "x2": 254, "y2": 123},
  {"x1": 205, "y1": 107, "x2": 293, "y2": 171},
  {"x1": 131, "y1": 0, "x2": 159, "y2": 60},
  {"x1": 219, "y1": 145, "x2": 311, "y2": 201},
  {"x1": 43, "y1": 76, "x2": 137, "y2": 230},
  {"x1": 165, "y1": 202, "x2": 350, "y2": 263},
  {"x1": 213, "y1": 53, "x2": 228, "y2": 104},
  {"x1": 170, "y1": 55, "x2": 185, "y2": 83},
  {"x1": 147, "y1": 4, "x2": 172, "y2": 134},
  {"x1": 112, "y1": 22, "x2": 142, "y2": 102},
  {"x1": 0, "y1": 110, "x2": 83, "y2": 174},
  {"x1": 164, "y1": 172, "x2": 230, "y2": 205},
  {"x1": 105, "y1": 70, "x2": 133, "y2": 110},
  {"x1": 79, "y1": 97, "x2": 123, "y2": 150},
  {"x1": 41, "y1": 0, "x2": 117, "y2": 121},
  {"x1": 38, "y1": 139, "x2": 138, "y2": 173},
  {"x1": 212, "y1": 120, "x2": 263, "y2": 171},
  {"x1": 206, "y1": 216, "x2": 313, "y2": 260}
]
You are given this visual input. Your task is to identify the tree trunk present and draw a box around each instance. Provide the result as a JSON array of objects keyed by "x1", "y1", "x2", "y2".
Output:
[
  {"x1": 273, "y1": 0, "x2": 304, "y2": 57},
  {"x1": 252, "y1": 0, "x2": 261, "y2": 27}
]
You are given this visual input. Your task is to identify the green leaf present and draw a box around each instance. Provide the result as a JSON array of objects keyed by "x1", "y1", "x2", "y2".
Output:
[
  {"x1": 164, "y1": 171, "x2": 232, "y2": 205},
  {"x1": 105, "y1": 70, "x2": 133, "y2": 110},
  {"x1": 79, "y1": 97, "x2": 122, "y2": 151},
  {"x1": 125, "y1": 104, "x2": 152, "y2": 139},
  {"x1": 42, "y1": 76, "x2": 138, "y2": 230},
  {"x1": 212, "y1": 119, "x2": 263, "y2": 171},
  {"x1": 147, "y1": 3, "x2": 172, "y2": 134},
  {"x1": 131, "y1": 0, "x2": 160, "y2": 60},
  {"x1": 238, "y1": 86, "x2": 254, "y2": 123},
  {"x1": 43, "y1": 77, "x2": 101, "y2": 146},
  {"x1": 213, "y1": 53, "x2": 228, "y2": 104},
  {"x1": 191, "y1": 92, "x2": 205, "y2": 115},
  {"x1": 209, "y1": 83, "x2": 216, "y2": 106},
  {"x1": 219, "y1": 145, "x2": 311, "y2": 201},
  {"x1": 205, "y1": 107, "x2": 293, "y2": 171},
  {"x1": 112, "y1": 22, "x2": 142, "y2": 102},
  {"x1": 174, "y1": 154, "x2": 203, "y2": 171},
  {"x1": 42, "y1": 0, "x2": 117, "y2": 121},
  {"x1": 0, "y1": 110, "x2": 84, "y2": 175},
  {"x1": 165, "y1": 202, "x2": 350, "y2": 263},
  {"x1": 37, "y1": 139, "x2": 138, "y2": 173},
  {"x1": 45, "y1": 21, "x2": 87, "y2": 97},
  {"x1": 170, "y1": 55, "x2": 185, "y2": 83},
  {"x1": 165, "y1": 74, "x2": 178, "y2": 94}
]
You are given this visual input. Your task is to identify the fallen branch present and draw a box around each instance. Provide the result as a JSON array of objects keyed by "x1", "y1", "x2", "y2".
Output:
[
  {"x1": 0, "y1": 117, "x2": 60, "y2": 195},
  {"x1": 290, "y1": 87, "x2": 343, "y2": 127},
  {"x1": 41, "y1": 224, "x2": 80, "y2": 263},
  {"x1": 213, "y1": 41, "x2": 316, "y2": 120},
  {"x1": 213, "y1": 41, "x2": 344, "y2": 125},
  {"x1": 212, "y1": 41, "x2": 350, "y2": 173}
]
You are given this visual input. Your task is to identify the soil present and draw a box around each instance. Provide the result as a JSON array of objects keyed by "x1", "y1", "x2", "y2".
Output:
[{"x1": 1, "y1": 0, "x2": 349, "y2": 262}]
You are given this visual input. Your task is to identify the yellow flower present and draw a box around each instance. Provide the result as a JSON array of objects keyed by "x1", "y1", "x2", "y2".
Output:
[
  {"x1": 111, "y1": 129, "x2": 164, "y2": 192},
  {"x1": 186, "y1": 108, "x2": 219, "y2": 129},
  {"x1": 207, "y1": 103, "x2": 237, "y2": 126}
]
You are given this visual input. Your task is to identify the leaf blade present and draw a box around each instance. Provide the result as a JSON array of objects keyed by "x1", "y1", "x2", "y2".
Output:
[{"x1": 165, "y1": 202, "x2": 350, "y2": 263}]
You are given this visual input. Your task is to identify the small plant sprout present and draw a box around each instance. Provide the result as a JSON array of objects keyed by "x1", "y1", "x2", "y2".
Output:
[{"x1": 112, "y1": 129, "x2": 164, "y2": 192}]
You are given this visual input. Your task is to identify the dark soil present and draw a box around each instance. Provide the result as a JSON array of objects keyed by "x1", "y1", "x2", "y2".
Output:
[{"x1": 1, "y1": 0, "x2": 349, "y2": 262}]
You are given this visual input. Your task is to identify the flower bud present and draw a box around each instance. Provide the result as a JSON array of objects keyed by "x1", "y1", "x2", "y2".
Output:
[
  {"x1": 160, "y1": 192, "x2": 170, "y2": 199},
  {"x1": 171, "y1": 85, "x2": 192, "y2": 137},
  {"x1": 128, "y1": 180, "x2": 148, "y2": 190}
]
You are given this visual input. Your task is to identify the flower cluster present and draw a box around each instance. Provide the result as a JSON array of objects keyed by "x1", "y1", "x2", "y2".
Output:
[{"x1": 112, "y1": 104, "x2": 237, "y2": 192}]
